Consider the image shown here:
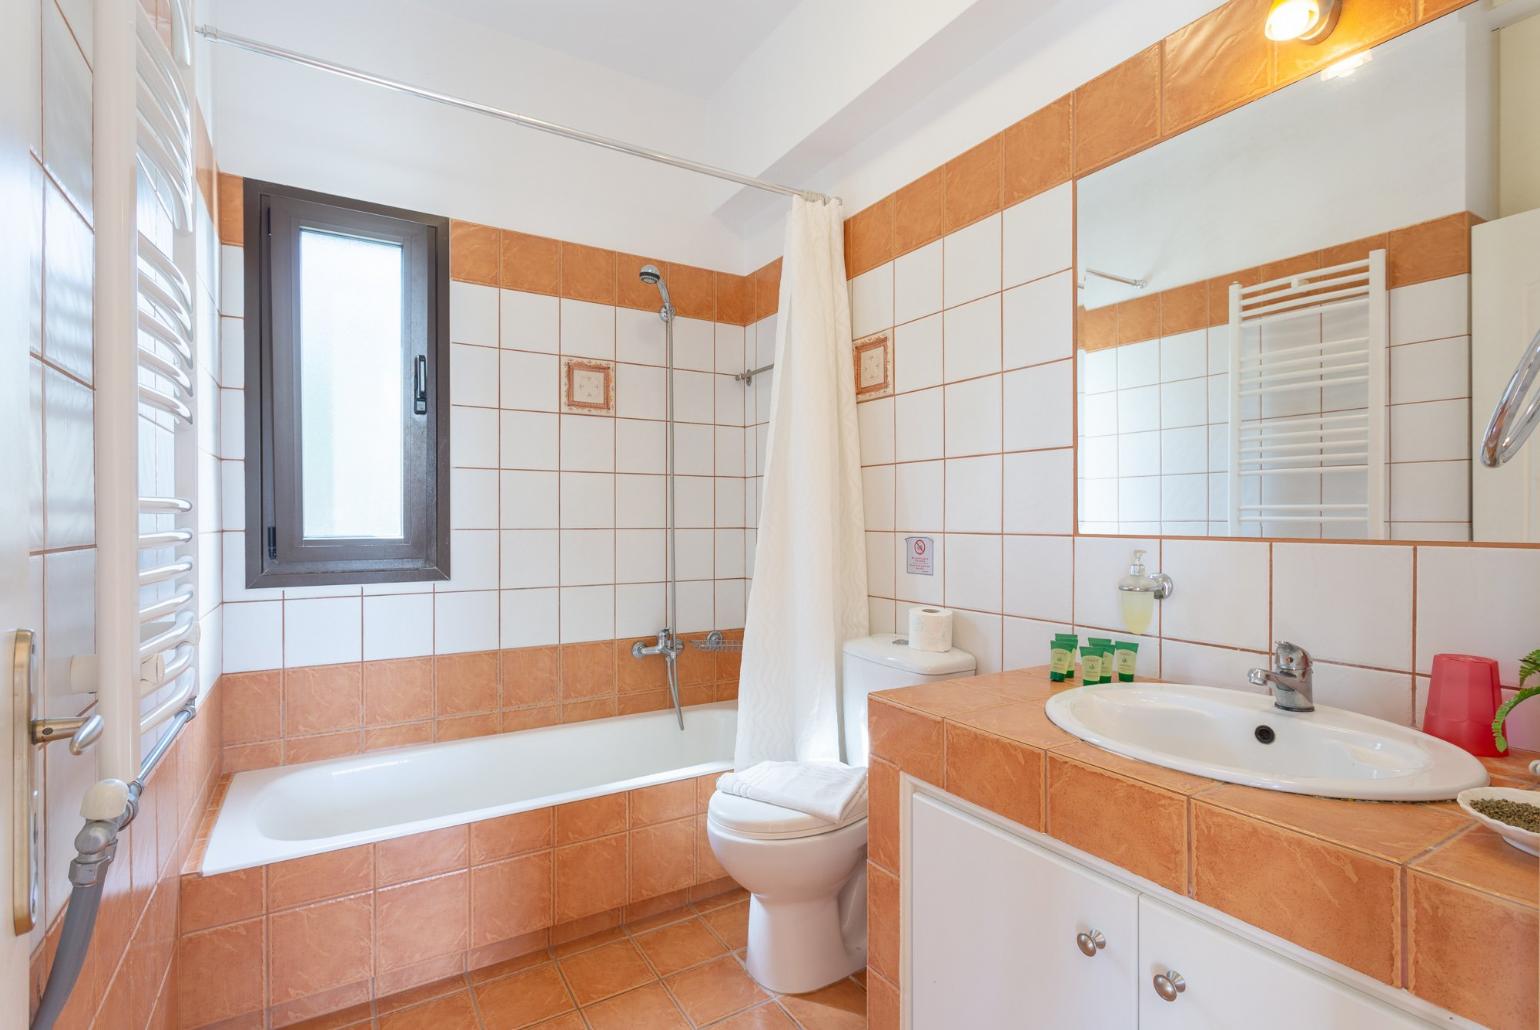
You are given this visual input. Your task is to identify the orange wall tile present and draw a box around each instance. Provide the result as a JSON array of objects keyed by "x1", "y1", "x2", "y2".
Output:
[
  {"x1": 448, "y1": 219, "x2": 500, "y2": 285},
  {"x1": 1047, "y1": 754, "x2": 1189, "y2": 893},
  {"x1": 500, "y1": 229, "x2": 562, "y2": 295},
  {"x1": 844, "y1": 196, "x2": 895, "y2": 279},
  {"x1": 1003, "y1": 94, "x2": 1074, "y2": 207},
  {"x1": 944, "y1": 134, "x2": 1003, "y2": 233},
  {"x1": 560, "y1": 242, "x2": 617, "y2": 305},
  {"x1": 1160, "y1": 0, "x2": 1273, "y2": 137},
  {"x1": 217, "y1": 171, "x2": 244, "y2": 246},
  {"x1": 1074, "y1": 45, "x2": 1161, "y2": 174},
  {"x1": 1276, "y1": 0, "x2": 1415, "y2": 82},
  {"x1": 892, "y1": 167, "x2": 945, "y2": 257}
]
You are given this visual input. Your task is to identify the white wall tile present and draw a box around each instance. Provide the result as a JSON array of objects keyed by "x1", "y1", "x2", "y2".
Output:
[
  {"x1": 672, "y1": 318, "x2": 715, "y2": 372},
  {"x1": 560, "y1": 529, "x2": 615, "y2": 585},
  {"x1": 615, "y1": 529, "x2": 666, "y2": 584},
  {"x1": 450, "y1": 343, "x2": 499, "y2": 409},
  {"x1": 499, "y1": 530, "x2": 559, "y2": 588},
  {"x1": 616, "y1": 307, "x2": 666, "y2": 365},
  {"x1": 450, "y1": 281, "x2": 498, "y2": 346},
  {"x1": 943, "y1": 295, "x2": 1001, "y2": 383},
  {"x1": 1160, "y1": 331, "x2": 1207, "y2": 382},
  {"x1": 866, "y1": 531, "x2": 895, "y2": 597},
  {"x1": 1002, "y1": 270, "x2": 1073, "y2": 369},
  {"x1": 559, "y1": 472, "x2": 614, "y2": 528},
  {"x1": 435, "y1": 591, "x2": 499, "y2": 653},
  {"x1": 1311, "y1": 663, "x2": 1413, "y2": 724},
  {"x1": 559, "y1": 414, "x2": 614, "y2": 472},
  {"x1": 895, "y1": 314, "x2": 943, "y2": 393},
  {"x1": 675, "y1": 477, "x2": 713, "y2": 528},
  {"x1": 944, "y1": 376, "x2": 1002, "y2": 457},
  {"x1": 863, "y1": 465, "x2": 895, "y2": 531},
  {"x1": 943, "y1": 214, "x2": 1001, "y2": 308},
  {"x1": 616, "y1": 419, "x2": 666, "y2": 474},
  {"x1": 1416, "y1": 546, "x2": 1540, "y2": 685},
  {"x1": 850, "y1": 263, "x2": 894, "y2": 338},
  {"x1": 945, "y1": 455, "x2": 1002, "y2": 534},
  {"x1": 715, "y1": 324, "x2": 747, "y2": 376},
  {"x1": 1160, "y1": 639, "x2": 1268, "y2": 692},
  {"x1": 1389, "y1": 461, "x2": 1469, "y2": 522},
  {"x1": 894, "y1": 533, "x2": 944, "y2": 605},
  {"x1": 219, "y1": 246, "x2": 245, "y2": 317},
  {"x1": 1117, "y1": 340, "x2": 1159, "y2": 390},
  {"x1": 1004, "y1": 616, "x2": 1075, "y2": 671},
  {"x1": 442, "y1": 529, "x2": 499, "y2": 591},
  {"x1": 284, "y1": 597, "x2": 361, "y2": 666},
  {"x1": 363, "y1": 594, "x2": 434, "y2": 661},
  {"x1": 500, "y1": 470, "x2": 558, "y2": 528},
  {"x1": 672, "y1": 369, "x2": 714, "y2": 423},
  {"x1": 894, "y1": 388, "x2": 944, "y2": 462},
  {"x1": 893, "y1": 241, "x2": 943, "y2": 325},
  {"x1": 500, "y1": 350, "x2": 558, "y2": 412},
  {"x1": 616, "y1": 474, "x2": 666, "y2": 528},
  {"x1": 501, "y1": 290, "x2": 559, "y2": 353},
  {"x1": 451, "y1": 406, "x2": 498, "y2": 468},
  {"x1": 1272, "y1": 543, "x2": 1412, "y2": 669},
  {"x1": 895, "y1": 461, "x2": 944, "y2": 531},
  {"x1": 560, "y1": 299, "x2": 616, "y2": 360},
  {"x1": 1390, "y1": 399, "x2": 1468, "y2": 462},
  {"x1": 1160, "y1": 539, "x2": 1269, "y2": 649},
  {"x1": 500, "y1": 410, "x2": 559, "y2": 470},
  {"x1": 1002, "y1": 182, "x2": 1072, "y2": 289},
  {"x1": 616, "y1": 582, "x2": 666, "y2": 638},
  {"x1": 1004, "y1": 449, "x2": 1074, "y2": 534},
  {"x1": 560, "y1": 585, "x2": 614, "y2": 643},
  {"x1": 1004, "y1": 362, "x2": 1072, "y2": 451},
  {"x1": 1390, "y1": 336, "x2": 1468, "y2": 404},
  {"x1": 857, "y1": 397, "x2": 895, "y2": 466},
  {"x1": 1389, "y1": 275, "x2": 1468, "y2": 345},
  {"x1": 951, "y1": 609, "x2": 1004, "y2": 673},
  {"x1": 500, "y1": 588, "x2": 559, "y2": 648},
  {"x1": 218, "y1": 388, "x2": 244, "y2": 461},
  {"x1": 450, "y1": 468, "x2": 498, "y2": 528},
  {"x1": 1004, "y1": 535, "x2": 1072, "y2": 623}
]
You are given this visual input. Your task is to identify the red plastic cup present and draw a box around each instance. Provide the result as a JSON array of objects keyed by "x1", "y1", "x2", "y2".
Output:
[{"x1": 1424, "y1": 654, "x2": 1505, "y2": 757}]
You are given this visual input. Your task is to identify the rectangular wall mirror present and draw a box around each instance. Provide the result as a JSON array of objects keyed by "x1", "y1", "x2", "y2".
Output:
[{"x1": 1075, "y1": 7, "x2": 1539, "y2": 543}]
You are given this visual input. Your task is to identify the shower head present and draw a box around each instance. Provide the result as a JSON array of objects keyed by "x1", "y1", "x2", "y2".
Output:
[{"x1": 638, "y1": 264, "x2": 673, "y2": 321}]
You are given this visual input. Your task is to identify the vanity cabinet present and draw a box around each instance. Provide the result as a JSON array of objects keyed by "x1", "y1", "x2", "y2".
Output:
[
  {"x1": 910, "y1": 793, "x2": 1139, "y2": 1028},
  {"x1": 908, "y1": 793, "x2": 1437, "y2": 1030}
]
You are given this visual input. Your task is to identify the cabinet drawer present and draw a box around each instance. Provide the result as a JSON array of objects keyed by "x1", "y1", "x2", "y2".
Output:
[
  {"x1": 1137, "y1": 897, "x2": 1435, "y2": 1029},
  {"x1": 910, "y1": 793, "x2": 1139, "y2": 1029}
]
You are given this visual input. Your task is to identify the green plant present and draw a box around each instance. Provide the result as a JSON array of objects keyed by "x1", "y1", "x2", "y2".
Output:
[{"x1": 1492, "y1": 649, "x2": 1540, "y2": 752}]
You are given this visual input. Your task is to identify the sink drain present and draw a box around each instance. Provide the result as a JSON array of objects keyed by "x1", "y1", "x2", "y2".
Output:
[{"x1": 1254, "y1": 725, "x2": 1276, "y2": 745}]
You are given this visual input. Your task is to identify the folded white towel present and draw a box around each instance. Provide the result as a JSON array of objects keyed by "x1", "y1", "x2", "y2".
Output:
[{"x1": 718, "y1": 760, "x2": 869, "y2": 824}]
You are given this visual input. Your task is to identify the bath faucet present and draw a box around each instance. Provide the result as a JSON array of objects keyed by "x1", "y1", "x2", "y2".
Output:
[
  {"x1": 632, "y1": 629, "x2": 686, "y2": 729},
  {"x1": 1249, "y1": 641, "x2": 1314, "y2": 713}
]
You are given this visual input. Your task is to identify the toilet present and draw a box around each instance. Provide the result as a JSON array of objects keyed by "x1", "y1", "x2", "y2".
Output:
[{"x1": 707, "y1": 634, "x2": 976, "y2": 994}]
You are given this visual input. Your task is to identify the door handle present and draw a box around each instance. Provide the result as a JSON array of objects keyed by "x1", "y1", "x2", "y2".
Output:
[
  {"x1": 413, "y1": 355, "x2": 428, "y2": 415},
  {"x1": 1075, "y1": 929, "x2": 1107, "y2": 957}
]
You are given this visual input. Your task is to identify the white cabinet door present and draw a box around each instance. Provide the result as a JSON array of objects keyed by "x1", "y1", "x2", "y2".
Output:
[
  {"x1": 1137, "y1": 897, "x2": 1434, "y2": 1029},
  {"x1": 910, "y1": 793, "x2": 1139, "y2": 1029}
]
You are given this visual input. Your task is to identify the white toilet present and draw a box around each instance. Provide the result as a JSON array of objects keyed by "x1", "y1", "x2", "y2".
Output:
[{"x1": 707, "y1": 634, "x2": 976, "y2": 994}]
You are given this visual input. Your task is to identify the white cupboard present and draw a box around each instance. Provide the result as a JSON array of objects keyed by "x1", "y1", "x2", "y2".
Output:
[{"x1": 908, "y1": 792, "x2": 1442, "y2": 1030}]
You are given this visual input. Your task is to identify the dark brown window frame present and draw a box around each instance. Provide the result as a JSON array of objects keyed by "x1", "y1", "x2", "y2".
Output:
[{"x1": 243, "y1": 179, "x2": 450, "y2": 588}]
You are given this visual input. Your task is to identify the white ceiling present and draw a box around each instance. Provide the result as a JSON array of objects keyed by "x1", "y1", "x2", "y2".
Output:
[{"x1": 421, "y1": 0, "x2": 802, "y2": 97}]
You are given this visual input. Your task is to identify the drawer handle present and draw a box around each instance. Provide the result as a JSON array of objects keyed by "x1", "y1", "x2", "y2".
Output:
[
  {"x1": 1152, "y1": 970, "x2": 1186, "y2": 1002},
  {"x1": 1075, "y1": 930, "x2": 1106, "y2": 957}
]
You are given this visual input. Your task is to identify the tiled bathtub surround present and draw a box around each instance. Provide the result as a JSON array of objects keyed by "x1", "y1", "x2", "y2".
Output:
[
  {"x1": 214, "y1": 174, "x2": 774, "y2": 689},
  {"x1": 1076, "y1": 214, "x2": 1478, "y2": 539},
  {"x1": 176, "y1": 770, "x2": 738, "y2": 1027},
  {"x1": 867, "y1": 669, "x2": 1540, "y2": 1030},
  {"x1": 218, "y1": 635, "x2": 742, "y2": 771}
]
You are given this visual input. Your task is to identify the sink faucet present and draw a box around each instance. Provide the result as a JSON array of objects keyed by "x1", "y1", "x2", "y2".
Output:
[{"x1": 1249, "y1": 641, "x2": 1314, "y2": 713}]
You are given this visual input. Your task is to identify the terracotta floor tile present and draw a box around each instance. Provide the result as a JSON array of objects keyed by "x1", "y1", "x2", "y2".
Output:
[
  {"x1": 284, "y1": 1001, "x2": 374, "y2": 1029},
  {"x1": 665, "y1": 955, "x2": 769, "y2": 1025},
  {"x1": 376, "y1": 974, "x2": 470, "y2": 1014},
  {"x1": 778, "y1": 977, "x2": 867, "y2": 1030},
  {"x1": 700, "y1": 900, "x2": 749, "y2": 949},
  {"x1": 558, "y1": 938, "x2": 658, "y2": 1006},
  {"x1": 705, "y1": 1002, "x2": 800, "y2": 1028},
  {"x1": 580, "y1": 983, "x2": 690, "y2": 1030},
  {"x1": 624, "y1": 901, "x2": 698, "y2": 934},
  {"x1": 528, "y1": 1015, "x2": 586, "y2": 1029},
  {"x1": 634, "y1": 917, "x2": 729, "y2": 976},
  {"x1": 474, "y1": 962, "x2": 575, "y2": 1029},
  {"x1": 469, "y1": 949, "x2": 551, "y2": 984},
  {"x1": 377, "y1": 991, "x2": 480, "y2": 1030}
]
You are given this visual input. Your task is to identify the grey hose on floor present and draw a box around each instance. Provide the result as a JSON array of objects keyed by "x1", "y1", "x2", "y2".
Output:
[{"x1": 30, "y1": 811, "x2": 129, "y2": 1030}]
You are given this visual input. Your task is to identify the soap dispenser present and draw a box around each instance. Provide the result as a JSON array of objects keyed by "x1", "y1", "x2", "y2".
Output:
[{"x1": 1117, "y1": 549, "x2": 1173, "y2": 636}]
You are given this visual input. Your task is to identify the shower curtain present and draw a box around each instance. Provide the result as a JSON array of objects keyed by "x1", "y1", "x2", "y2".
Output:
[{"x1": 734, "y1": 196, "x2": 869, "y2": 768}]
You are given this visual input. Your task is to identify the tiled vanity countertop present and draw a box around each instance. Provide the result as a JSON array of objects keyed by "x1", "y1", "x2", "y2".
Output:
[{"x1": 866, "y1": 668, "x2": 1539, "y2": 1030}]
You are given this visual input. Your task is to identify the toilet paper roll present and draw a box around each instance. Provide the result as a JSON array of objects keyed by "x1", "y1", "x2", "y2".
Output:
[{"x1": 907, "y1": 607, "x2": 953, "y2": 653}]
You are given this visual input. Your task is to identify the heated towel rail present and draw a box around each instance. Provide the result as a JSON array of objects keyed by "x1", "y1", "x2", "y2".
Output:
[{"x1": 1226, "y1": 251, "x2": 1389, "y2": 538}]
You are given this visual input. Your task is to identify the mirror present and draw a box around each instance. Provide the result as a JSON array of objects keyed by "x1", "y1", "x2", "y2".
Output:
[{"x1": 1075, "y1": 6, "x2": 1539, "y2": 542}]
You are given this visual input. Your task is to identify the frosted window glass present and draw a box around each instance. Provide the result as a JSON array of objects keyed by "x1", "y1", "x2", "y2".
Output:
[{"x1": 298, "y1": 229, "x2": 405, "y2": 539}]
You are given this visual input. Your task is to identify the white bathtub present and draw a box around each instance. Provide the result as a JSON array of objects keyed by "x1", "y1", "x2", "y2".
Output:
[{"x1": 203, "y1": 702, "x2": 737, "y2": 874}]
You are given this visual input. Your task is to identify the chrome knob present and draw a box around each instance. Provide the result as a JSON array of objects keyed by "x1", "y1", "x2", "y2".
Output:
[
  {"x1": 1075, "y1": 930, "x2": 1106, "y2": 957},
  {"x1": 1152, "y1": 970, "x2": 1186, "y2": 1002}
]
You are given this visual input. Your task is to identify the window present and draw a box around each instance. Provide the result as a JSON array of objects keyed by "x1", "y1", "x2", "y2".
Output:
[{"x1": 244, "y1": 180, "x2": 450, "y2": 587}]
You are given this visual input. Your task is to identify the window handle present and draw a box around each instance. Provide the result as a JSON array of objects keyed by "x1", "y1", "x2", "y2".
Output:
[{"x1": 413, "y1": 355, "x2": 428, "y2": 415}]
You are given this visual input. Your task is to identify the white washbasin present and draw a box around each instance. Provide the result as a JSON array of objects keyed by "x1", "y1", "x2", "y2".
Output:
[{"x1": 1045, "y1": 682, "x2": 1489, "y2": 801}]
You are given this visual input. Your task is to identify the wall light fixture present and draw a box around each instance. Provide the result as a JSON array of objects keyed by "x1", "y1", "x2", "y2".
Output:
[{"x1": 1263, "y1": 0, "x2": 1342, "y2": 43}]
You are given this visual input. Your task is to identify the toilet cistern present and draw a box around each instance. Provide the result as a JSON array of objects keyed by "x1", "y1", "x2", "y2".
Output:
[{"x1": 1116, "y1": 549, "x2": 1173, "y2": 636}]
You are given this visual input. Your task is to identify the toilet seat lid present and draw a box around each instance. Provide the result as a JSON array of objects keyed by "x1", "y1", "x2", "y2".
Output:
[{"x1": 707, "y1": 789, "x2": 867, "y2": 841}]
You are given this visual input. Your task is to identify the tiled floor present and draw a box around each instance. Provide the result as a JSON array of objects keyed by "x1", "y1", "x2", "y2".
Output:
[{"x1": 291, "y1": 890, "x2": 867, "y2": 1030}]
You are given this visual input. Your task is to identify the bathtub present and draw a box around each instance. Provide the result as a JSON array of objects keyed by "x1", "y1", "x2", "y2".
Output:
[{"x1": 203, "y1": 701, "x2": 737, "y2": 874}]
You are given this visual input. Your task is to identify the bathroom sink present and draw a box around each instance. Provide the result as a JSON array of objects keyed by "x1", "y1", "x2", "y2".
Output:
[{"x1": 1045, "y1": 682, "x2": 1489, "y2": 801}]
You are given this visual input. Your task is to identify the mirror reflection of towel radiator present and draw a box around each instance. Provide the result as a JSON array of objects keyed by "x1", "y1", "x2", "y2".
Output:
[{"x1": 1479, "y1": 326, "x2": 1540, "y2": 467}]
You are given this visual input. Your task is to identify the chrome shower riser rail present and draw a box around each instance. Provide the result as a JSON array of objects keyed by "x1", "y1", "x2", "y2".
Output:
[{"x1": 196, "y1": 26, "x2": 835, "y2": 205}]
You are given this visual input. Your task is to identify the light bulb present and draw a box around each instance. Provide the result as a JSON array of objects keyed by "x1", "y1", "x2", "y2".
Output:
[{"x1": 1264, "y1": 0, "x2": 1320, "y2": 41}]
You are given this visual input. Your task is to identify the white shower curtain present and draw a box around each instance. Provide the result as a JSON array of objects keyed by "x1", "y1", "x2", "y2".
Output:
[{"x1": 734, "y1": 196, "x2": 869, "y2": 768}]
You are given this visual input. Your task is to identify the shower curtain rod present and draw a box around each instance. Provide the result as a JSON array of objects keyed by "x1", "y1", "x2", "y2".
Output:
[{"x1": 196, "y1": 26, "x2": 836, "y2": 205}]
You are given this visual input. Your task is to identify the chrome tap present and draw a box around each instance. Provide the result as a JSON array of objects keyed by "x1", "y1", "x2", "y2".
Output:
[
  {"x1": 632, "y1": 628, "x2": 686, "y2": 728},
  {"x1": 1249, "y1": 641, "x2": 1314, "y2": 713}
]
